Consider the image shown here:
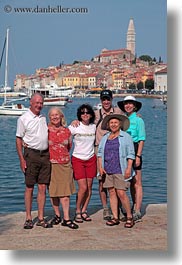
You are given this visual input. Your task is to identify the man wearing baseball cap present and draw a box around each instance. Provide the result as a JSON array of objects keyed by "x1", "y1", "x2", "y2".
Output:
[{"x1": 100, "y1": 90, "x2": 113, "y2": 100}]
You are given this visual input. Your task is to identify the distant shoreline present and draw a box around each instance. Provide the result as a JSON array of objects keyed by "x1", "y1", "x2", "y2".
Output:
[
  {"x1": 75, "y1": 93, "x2": 166, "y2": 99},
  {"x1": 0, "y1": 93, "x2": 165, "y2": 100}
]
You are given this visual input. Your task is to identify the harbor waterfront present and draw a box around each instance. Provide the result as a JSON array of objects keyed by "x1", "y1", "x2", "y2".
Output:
[{"x1": 0, "y1": 96, "x2": 167, "y2": 214}]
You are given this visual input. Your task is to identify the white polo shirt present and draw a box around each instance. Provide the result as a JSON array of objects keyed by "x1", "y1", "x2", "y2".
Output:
[{"x1": 16, "y1": 109, "x2": 48, "y2": 150}]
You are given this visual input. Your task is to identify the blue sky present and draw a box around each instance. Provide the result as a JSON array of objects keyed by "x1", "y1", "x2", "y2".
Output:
[{"x1": 0, "y1": 0, "x2": 167, "y2": 87}]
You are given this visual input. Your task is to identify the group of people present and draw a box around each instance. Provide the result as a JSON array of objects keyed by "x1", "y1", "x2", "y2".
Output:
[{"x1": 16, "y1": 90, "x2": 146, "y2": 230}]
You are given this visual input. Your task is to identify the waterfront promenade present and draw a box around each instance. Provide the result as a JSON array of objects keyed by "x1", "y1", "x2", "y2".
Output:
[{"x1": 0, "y1": 204, "x2": 167, "y2": 251}]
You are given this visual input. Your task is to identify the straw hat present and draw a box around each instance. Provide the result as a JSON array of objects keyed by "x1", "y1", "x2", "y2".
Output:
[
  {"x1": 101, "y1": 114, "x2": 129, "y2": 131},
  {"x1": 117, "y1": 95, "x2": 142, "y2": 112}
]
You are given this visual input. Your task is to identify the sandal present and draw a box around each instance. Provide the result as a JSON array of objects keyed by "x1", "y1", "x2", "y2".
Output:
[
  {"x1": 74, "y1": 212, "x2": 83, "y2": 223},
  {"x1": 81, "y1": 211, "x2": 92, "y2": 221},
  {"x1": 24, "y1": 219, "x2": 34, "y2": 229},
  {"x1": 124, "y1": 217, "x2": 134, "y2": 228},
  {"x1": 36, "y1": 218, "x2": 52, "y2": 228},
  {"x1": 106, "y1": 218, "x2": 120, "y2": 226},
  {"x1": 50, "y1": 215, "x2": 61, "y2": 225},
  {"x1": 61, "y1": 219, "x2": 79, "y2": 229}
]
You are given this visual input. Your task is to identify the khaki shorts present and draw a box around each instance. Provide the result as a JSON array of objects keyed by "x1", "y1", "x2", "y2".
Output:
[{"x1": 103, "y1": 173, "x2": 130, "y2": 191}]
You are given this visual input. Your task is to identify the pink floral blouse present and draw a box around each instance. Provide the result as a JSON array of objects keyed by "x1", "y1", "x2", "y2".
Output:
[{"x1": 48, "y1": 125, "x2": 72, "y2": 164}]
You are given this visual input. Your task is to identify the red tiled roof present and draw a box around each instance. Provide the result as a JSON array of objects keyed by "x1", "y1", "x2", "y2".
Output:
[
  {"x1": 155, "y1": 67, "x2": 167, "y2": 74},
  {"x1": 101, "y1": 48, "x2": 128, "y2": 54},
  {"x1": 98, "y1": 48, "x2": 130, "y2": 58}
]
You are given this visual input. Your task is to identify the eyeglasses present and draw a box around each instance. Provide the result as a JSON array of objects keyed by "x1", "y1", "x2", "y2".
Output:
[{"x1": 81, "y1": 111, "x2": 90, "y2": 115}]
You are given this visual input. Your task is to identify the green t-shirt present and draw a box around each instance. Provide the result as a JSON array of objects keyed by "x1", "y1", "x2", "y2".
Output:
[{"x1": 126, "y1": 112, "x2": 146, "y2": 142}]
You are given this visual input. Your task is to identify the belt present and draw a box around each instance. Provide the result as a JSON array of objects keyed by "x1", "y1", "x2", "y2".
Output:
[{"x1": 26, "y1": 148, "x2": 49, "y2": 154}]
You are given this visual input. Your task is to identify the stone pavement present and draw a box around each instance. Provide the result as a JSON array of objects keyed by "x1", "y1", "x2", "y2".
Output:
[{"x1": 0, "y1": 204, "x2": 167, "y2": 251}]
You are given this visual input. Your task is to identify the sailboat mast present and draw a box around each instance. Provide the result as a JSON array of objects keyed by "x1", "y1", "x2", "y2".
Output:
[{"x1": 4, "y1": 28, "x2": 9, "y2": 104}]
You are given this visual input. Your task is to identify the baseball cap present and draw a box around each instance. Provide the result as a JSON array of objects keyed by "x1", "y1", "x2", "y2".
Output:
[{"x1": 100, "y1": 90, "x2": 113, "y2": 100}]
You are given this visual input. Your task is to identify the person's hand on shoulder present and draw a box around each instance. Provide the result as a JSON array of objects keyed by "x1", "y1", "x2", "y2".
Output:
[{"x1": 71, "y1": 120, "x2": 80, "y2": 127}]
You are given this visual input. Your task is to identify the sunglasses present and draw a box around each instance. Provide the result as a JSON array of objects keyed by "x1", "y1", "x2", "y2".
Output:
[
  {"x1": 101, "y1": 97, "x2": 111, "y2": 101},
  {"x1": 81, "y1": 111, "x2": 91, "y2": 115}
]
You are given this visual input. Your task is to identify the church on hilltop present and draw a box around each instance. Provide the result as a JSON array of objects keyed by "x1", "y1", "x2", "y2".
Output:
[{"x1": 93, "y1": 18, "x2": 136, "y2": 64}]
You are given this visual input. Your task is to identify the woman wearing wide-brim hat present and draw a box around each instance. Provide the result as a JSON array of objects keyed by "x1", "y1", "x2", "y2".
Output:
[
  {"x1": 117, "y1": 95, "x2": 142, "y2": 113},
  {"x1": 117, "y1": 95, "x2": 146, "y2": 223},
  {"x1": 97, "y1": 114, "x2": 135, "y2": 228}
]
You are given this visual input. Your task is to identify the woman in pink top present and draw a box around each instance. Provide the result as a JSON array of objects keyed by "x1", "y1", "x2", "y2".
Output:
[{"x1": 48, "y1": 107, "x2": 78, "y2": 229}]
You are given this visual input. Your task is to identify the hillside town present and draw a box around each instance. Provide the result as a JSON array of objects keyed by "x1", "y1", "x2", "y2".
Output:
[{"x1": 13, "y1": 18, "x2": 167, "y2": 98}]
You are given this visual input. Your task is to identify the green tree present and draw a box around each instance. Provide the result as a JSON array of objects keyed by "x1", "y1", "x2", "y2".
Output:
[
  {"x1": 145, "y1": 79, "x2": 154, "y2": 90},
  {"x1": 129, "y1": 83, "x2": 136, "y2": 90},
  {"x1": 158, "y1": 56, "x2": 163, "y2": 63},
  {"x1": 132, "y1": 56, "x2": 136, "y2": 64},
  {"x1": 139, "y1": 55, "x2": 153, "y2": 62},
  {"x1": 73, "y1": 60, "x2": 81, "y2": 65},
  {"x1": 137, "y1": 81, "x2": 144, "y2": 90}
]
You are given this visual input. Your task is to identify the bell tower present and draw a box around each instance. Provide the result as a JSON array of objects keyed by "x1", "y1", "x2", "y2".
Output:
[{"x1": 126, "y1": 18, "x2": 136, "y2": 56}]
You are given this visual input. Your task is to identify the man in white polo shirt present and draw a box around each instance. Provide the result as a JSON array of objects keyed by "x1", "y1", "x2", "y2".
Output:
[{"x1": 16, "y1": 93, "x2": 51, "y2": 229}]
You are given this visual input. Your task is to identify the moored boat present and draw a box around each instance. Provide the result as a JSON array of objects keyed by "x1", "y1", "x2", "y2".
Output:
[
  {"x1": 93, "y1": 103, "x2": 102, "y2": 110},
  {"x1": 0, "y1": 91, "x2": 28, "y2": 98},
  {"x1": 47, "y1": 84, "x2": 75, "y2": 97},
  {"x1": 0, "y1": 103, "x2": 28, "y2": 116},
  {"x1": 0, "y1": 28, "x2": 28, "y2": 116},
  {"x1": 43, "y1": 96, "x2": 68, "y2": 106}
]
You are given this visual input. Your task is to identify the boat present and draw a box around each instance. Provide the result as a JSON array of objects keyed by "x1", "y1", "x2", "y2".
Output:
[
  {"x1": 0, "y1": 103, "x2": 28, "y2": 115},
  {"x1": 93, "y1": 103, "x2": 102, "y2": 110},
  {"x1": 27, "y1": 85, "x2": 69, "y2": 106},
  {"x1": 43, "y1": 96, "x2": 69, "y2": 106},
  {"x1": 0, "y1": 86, "x2": 11, "y2": 92},
  {"x1": 47, "y1": 84, "x2": 75, "y2": 97},
  {"x1": 0, "y1": 91, "x2": 28, "y2": 98},
  {"x1": 0, "y1": 28, "x2": 28, "y2": 116}
]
